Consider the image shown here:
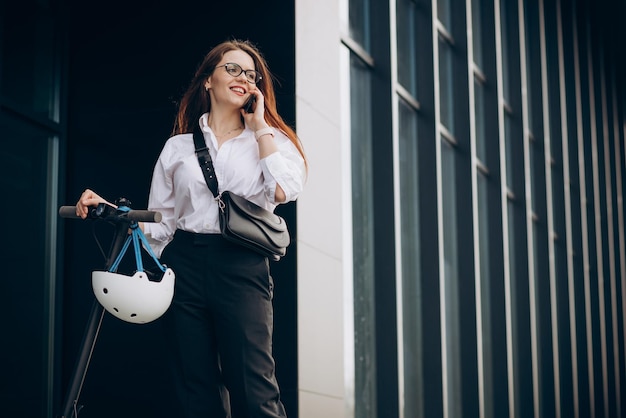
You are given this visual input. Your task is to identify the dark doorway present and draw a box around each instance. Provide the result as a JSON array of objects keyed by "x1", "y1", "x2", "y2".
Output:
[{"x1": 61, "y1": 1, "x2": 297, "y2": 417}]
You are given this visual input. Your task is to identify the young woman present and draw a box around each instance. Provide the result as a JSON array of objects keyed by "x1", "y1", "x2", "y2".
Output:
[{"x1": 76, "y1": 39, "x2": 307, "y2": 417}]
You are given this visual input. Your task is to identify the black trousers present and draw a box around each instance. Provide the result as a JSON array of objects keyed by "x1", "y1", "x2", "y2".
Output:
[{"x1": 160, "y1": 229, "x2": 287, "y2": 418}]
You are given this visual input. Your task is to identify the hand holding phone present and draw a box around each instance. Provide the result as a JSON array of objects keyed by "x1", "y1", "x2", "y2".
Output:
[{"x1": 242, "y1": 95, "x2": 256, "y2": 113}]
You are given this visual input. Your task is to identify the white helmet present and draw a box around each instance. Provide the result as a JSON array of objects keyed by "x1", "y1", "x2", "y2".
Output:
[{"x1": 92, "y1": 268, "x2": 175, "y2": 324}]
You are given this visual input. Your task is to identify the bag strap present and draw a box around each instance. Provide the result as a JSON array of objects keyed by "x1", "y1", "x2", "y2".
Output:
[{"x1": 193, "y1": 125, "x2": 220, "y2": 198}]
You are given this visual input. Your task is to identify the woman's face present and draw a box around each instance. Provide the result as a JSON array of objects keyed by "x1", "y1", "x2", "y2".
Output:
[{"x1": 205, "y1": 49, "x2": 256, "y2": 111}]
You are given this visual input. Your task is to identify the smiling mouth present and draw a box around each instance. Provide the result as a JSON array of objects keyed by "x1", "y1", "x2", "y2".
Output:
[{"x1": 230, "y1": 87, "x2": 245, "y2": 94}]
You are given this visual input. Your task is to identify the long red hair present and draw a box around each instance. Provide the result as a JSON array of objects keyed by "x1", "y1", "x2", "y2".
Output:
[{"x1": 173, "y1": 39, "x2": 307, "y2": 167}]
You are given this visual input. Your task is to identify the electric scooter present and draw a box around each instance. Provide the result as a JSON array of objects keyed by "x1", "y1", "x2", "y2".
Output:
[{"x1": 57, "y1": 198, "x2": 165, "y2": 418}]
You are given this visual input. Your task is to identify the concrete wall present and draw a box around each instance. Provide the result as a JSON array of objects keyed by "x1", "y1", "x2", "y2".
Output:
[{"x1": 296, "y1": 0, "x2": 350, "y2": 416}]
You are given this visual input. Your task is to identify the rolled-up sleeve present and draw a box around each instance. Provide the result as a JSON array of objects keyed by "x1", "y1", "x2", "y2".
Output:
[{"x1": 260, "y1": 134, "x2": 306, "y2": 204}]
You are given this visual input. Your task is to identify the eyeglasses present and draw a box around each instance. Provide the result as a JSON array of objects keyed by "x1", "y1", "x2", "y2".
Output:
[{"x1": 215, "y1": 62, "x2": 262, "y2": 84}]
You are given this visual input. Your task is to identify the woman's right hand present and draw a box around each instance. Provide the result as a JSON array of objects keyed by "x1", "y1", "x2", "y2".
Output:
[{"x1": 75, "y1": 188, "x2": 114, "y2": 219}]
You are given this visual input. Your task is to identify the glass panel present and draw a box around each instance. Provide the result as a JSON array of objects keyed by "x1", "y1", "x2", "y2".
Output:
[
  {"x1": 472, "y1": 0, "x2": 484, "y2": 69},
  {"x1": 524, "y1": 86, "x2": 535, "y2": 140},
  {"x1": 442, "y1": 140, "x2": 462, "y2": 418},
  {"x1": 504, "y1": 113, "x2": 515, "y2": 190},
  {"x1": 500, "y1": 0, "x2": 511, "y2": 104},
  {"x1": 437, "y1": 0, "x2": 452, "y2": 29},
  {"x1": 0, "y1": 0, "x2": 58, "y2": 121},
  {"x1": 477, "y1": 172, "x2": 491, "y2": 300},
  {"x1": 477, "y1": 172, "x2": 494, "y2": 418},
  {"x1": 530, "y1": 139, "x2": 538, "y2": 212},
  {"x1": 506, "y1": 199, "x2": 521, "y2": 418},
  {"x1": 396, "y1": 0, "x2": 418, "y2": 96},
  {"x1": 398, "y1": 97, "x2": 423, "y2": 417},
  {"x1": 532, "y1": 219, "x2": 550, "y2": 416},
  {"x1": 524, "y1": 0, "x2": 535, "y2": 131},
  {"x1": 350, "y1": 54, "x2": 377, "y2": 418},
  {"x1": 439, "y1": 36, "x2": 455, "y2": 135},
  {"x1": 0, "y1": 115, "x2": 52, "y2": 417},
  {"x1": 349, "y1": 0, "x2": 371, "y2": 52},
  {"x1": 475, "y1": 77, "x2": 487, "y2": 163},
  {"x1": 532, "y1": 220, "x2": 540, "y2": 307}
]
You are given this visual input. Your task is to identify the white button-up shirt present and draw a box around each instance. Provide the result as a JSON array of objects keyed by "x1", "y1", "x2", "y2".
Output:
[{"x1": 144, "y1": 113, "x2": 306, "y2": 257}]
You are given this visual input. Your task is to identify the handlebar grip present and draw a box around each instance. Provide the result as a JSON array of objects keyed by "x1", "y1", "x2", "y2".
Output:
[
  {"x1": 58, "y1": 206, "x2": 162, "y2": 223},
  {"x1": 59, "y1": 206, "x2": 80, "y2": 219},
  {"x1": 127, "y1": 210, "x2": 162, "y2": 223}
]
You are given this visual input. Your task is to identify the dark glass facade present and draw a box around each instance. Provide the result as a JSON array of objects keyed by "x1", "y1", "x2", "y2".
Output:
[{"x1": 346, "y1": 0, "x2": 626, "y2": 417}]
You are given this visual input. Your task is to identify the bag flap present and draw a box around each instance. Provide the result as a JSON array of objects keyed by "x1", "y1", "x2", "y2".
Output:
[{"x1": 222, "y1": 191, "x2": 288, "y2": 233}]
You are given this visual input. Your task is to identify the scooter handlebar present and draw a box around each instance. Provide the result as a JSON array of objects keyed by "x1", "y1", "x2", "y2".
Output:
[{"x1": 58, "y1": 205, "x2": 162, "y2": 223}]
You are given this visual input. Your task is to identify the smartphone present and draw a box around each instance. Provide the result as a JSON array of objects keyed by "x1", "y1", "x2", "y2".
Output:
[{"x1": 242, "y1": 95, "x2": 256, "y2": 113}]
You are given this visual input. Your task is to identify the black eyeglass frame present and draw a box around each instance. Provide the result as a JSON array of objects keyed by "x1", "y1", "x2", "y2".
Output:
[{"x1": 215, "y1": 63, "x2": 262, "y2": 84}]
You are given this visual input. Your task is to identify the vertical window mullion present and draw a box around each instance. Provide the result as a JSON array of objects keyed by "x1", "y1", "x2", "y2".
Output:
[
  {"x1": 471, "y1": 0, "x2": 510, "y2": 416},
  {"x1": 572, "y1": 7, "x2": 596, "y2": 416},
  {"x1": 436, "y1": 3, "x2": 456, "y2": 417},
  {"x1": 350, "y1": 54, "x2": 377, "y2": 418},
  {"x1": 518, "y1": 1, "x2": 543, "y2": 415},
  {"x1": 545, "y1": 0, "x2": 577, "y2": 417},
  {"x1": 555, "y1": 1, "x2": 581, "y2": 415},
  {"x1": 347, "y1": 0, "x2": 377, "y2": 415},
  {"x1": 608, "y1": 55, "x2": 622, "y2": 418},
  {"x1": 397, "y1": 97, "x2": 423, "y2": 418},
  {"x1": 609, "y1": 63, "x2": 626, "y2": 418},
  {"x1": 437, "y1": 1, "x2": 480, "y2": 417},
  {"x1": 395, "y1": 1, "x2": 424, "y2": 417},
  {"x1": 499, "y1": 0, "x2": 535, "y2": 416},
  {"x1": 349, "y1": 0, "x2": 398, "y2": 416}
]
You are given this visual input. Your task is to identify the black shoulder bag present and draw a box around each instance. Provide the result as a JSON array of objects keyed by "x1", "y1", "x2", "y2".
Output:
[{"x1": 192, "y1": 126, "x2": 290, "y2": 261}]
